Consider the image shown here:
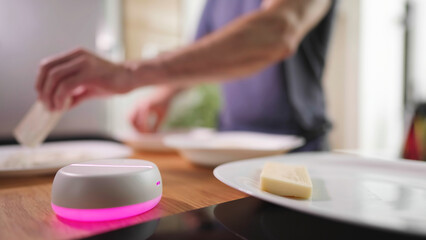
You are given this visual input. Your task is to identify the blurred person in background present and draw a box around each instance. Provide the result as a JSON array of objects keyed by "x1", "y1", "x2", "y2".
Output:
[{"x1": 35, "y1": 0, "x2": 335, "y2": 152}]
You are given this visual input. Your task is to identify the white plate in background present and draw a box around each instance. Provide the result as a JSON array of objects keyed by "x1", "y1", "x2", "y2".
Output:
[
  {"x1": 114, "y1": 131, "x2": 176, "y2": 153},
  {"x1": 114, "y1": 128, "x2": 214, "y2": 153},
  {"x1": 164, "y1": 131, "x2": 304, "y2": 167},
  {"x1": 214, "y1": 152, "x2": 426, "y2": 237},
  {"x1": 0, "y1": 140, "x2": 132, "y2": 177}
]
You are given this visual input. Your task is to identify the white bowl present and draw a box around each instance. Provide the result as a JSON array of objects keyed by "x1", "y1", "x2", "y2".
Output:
[{"x1": 164, "y1": 131, "x2": 304, "y2": 167}]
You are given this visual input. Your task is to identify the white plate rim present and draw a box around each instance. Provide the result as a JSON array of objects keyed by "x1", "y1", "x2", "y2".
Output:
[
  {"x1": 164, "y1": 132, "x2": 305, "y2": 151},
  {"x1": 0, "y1": 140, "x2": 132, "y2": 176}
]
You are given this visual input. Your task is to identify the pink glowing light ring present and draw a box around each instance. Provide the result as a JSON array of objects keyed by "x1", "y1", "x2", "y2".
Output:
[{"x1": 52, "y1": 195, "x2": 161, "y2": 222}]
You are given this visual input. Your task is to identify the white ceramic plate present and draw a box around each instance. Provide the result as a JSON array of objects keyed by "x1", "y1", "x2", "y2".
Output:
[
  {"x1": 0, "y1": 140, "x2": 132, "y2": 177},
  {"x1": 214, "y1": 152, "x2": 426, "y2": 237},
  {"x1": 114, "y1": 131, "x2": 176, "y2": 153},
  {"x1": 113, "y1": 128, "x2": 214, "y2": 153},
  {"x1": 164, "y1": 131, "x2": 304, "y2": 167}
]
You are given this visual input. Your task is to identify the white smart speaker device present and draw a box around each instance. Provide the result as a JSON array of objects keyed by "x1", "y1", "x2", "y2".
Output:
[{"x1": 51, "y1": 159, "x2": 162, "y2": 222}]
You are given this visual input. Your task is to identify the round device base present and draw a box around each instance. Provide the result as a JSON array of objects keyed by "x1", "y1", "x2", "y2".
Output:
[
  {"x1": 52, "y1": 195, "x2": 161, "y2": 222},
  {"x1": 51, "y1": 159, "x2": 163, "y2": 222}
]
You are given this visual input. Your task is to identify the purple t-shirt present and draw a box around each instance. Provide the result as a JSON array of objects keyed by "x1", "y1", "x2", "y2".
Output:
[{"x1": 196, "y1": 0, "x2": 335, "y2": 150}]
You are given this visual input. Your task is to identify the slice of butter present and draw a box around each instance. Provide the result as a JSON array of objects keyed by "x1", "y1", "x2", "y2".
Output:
[{"x1": 260, "y1": 162, "x2": 312, "y2": 199}]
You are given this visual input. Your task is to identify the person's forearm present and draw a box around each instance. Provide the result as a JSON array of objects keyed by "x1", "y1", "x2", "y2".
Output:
[{"x1": 125, "y1": 0, "x2": 331, "y2": 88}]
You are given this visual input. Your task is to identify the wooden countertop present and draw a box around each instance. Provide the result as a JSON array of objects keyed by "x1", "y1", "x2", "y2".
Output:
[{"x1": 0, "y1": 150, "x2": 247, "y2": 240}]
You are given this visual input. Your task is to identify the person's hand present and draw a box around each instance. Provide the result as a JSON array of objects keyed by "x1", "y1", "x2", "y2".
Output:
[
  {"x1": 36, "y1": 48, "x2": 132, "y2": 111},
  {"x1": 130, "y1": 86, "x2": 180, "y2": 133}
]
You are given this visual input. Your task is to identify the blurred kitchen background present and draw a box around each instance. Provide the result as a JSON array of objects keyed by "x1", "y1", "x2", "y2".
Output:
[{"x1": 0, "y1": 0, "x2": 425, "y2": 159}]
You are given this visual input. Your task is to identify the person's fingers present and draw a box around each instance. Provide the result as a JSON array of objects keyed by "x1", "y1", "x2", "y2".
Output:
[
  {"x1": 143, "y1": 106, "x2": 159, "y2": 133},
  {"x1": 132, "y1": 108, "x2": 145, "y2": 133},
  {"x1": 137, "y1": 106, "x2": 151, "y2": 133},
  {"x1": 52, "y1": 75, "x2": 81, "y2": 110},
  {"x1": 129, "y1": 106, "x2": 141, "y2": 131},
  {"x1": 129, "y1": 111, "x2": 138, "y2": 131},
  {"x1": 131, "y1": 93, "x2": 172, "y2": 134},
  {"x1": 130, "y1": 106, "x2": 144, "y2": 132},
  {"x1": 152, "y1": 108, "x2": 165, "y2": 132},
  {"x1": 42, "y1": 55, "x2": 87, "y2": 110},
  {"x1": 132, "y1": 104, "x2": 156, "y2": 133},
  {"x1": 69, "y1": 88, "x2": 96, "y2": 108},
  {"x1": 36, "y1": 48, "x2": 86, "y2": 95}
]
